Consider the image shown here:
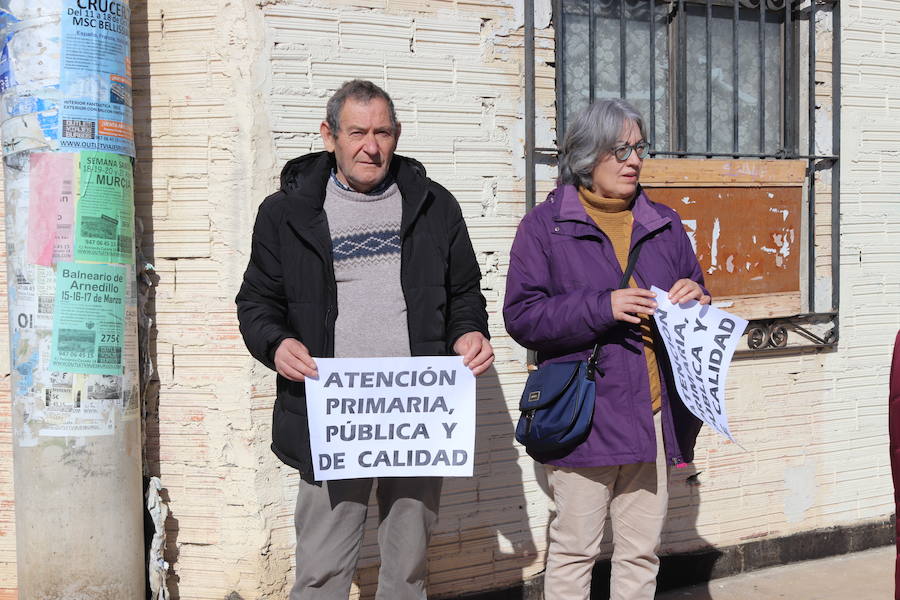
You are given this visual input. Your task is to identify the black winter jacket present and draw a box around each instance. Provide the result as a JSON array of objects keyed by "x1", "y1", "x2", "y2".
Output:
[{"x1": 235, "y1": 151, "x2": 490, "y2": 473}]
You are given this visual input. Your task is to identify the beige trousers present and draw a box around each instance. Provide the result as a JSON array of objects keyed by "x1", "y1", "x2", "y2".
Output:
[{"x1": 544, "y1": 412, "x2": 669, "y2": 600}]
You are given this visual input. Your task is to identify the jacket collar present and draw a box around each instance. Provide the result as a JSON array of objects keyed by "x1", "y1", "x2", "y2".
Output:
[
  {"x1": 631, "y1": 186, "x2": 671, "y2": 235},
  {"x1": 391, "y1": 154, "x2": 431, "y2": 238},
  {"x1": 551, "y1": 183, "x2": 671, "y2": 239},
  {"x1": 281, "y1": 151, "x2": 432, "y2": 254},
  {"x1": 282, "y1": 152, "x2": 333, "y2": 260}
]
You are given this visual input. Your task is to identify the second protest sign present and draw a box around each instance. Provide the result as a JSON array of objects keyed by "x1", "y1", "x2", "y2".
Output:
[
  {"x1": 651, "y1": 285, "x2": 748, "y2": 442},
  {"x1": 305, "y1": 356, "x2": 476, "y2": 481}
]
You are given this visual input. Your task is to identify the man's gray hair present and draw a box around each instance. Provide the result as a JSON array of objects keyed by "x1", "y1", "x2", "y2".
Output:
[
  {"x1": 557, "y1": 98, "x2": 647, "y2": 189},
  {"x1": 325, "y1": 79, "x2": 399, "y2": 135}
]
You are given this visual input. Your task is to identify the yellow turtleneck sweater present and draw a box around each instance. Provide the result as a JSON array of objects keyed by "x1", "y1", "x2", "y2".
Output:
[{"x1": 579, "y1": 186, "x2": 662, "y2": 413}]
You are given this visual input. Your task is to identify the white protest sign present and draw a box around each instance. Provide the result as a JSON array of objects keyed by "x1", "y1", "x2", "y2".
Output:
[
  {"x1": 305, "y1": 356, "x2": 476, "y2": 481},
  {"x1": 651, "y1": 286, "x2": 748, "y2": 442}
]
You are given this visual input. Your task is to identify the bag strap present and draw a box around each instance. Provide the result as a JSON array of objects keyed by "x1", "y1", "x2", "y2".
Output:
[
  {"x1": 587, "y1": 236, "x2": 647, "y2": 378},
  {"x1": 617, "y1": 237, "x2": 646, "y2": 290}
]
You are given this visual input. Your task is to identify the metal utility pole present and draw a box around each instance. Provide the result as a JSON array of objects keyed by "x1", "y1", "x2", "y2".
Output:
[{"x1": 1, "y1": 0, "x2": 144, "y2": 596}]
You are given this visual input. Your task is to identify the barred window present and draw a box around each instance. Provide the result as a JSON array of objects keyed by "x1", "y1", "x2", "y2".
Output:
[
  {"x1": 557, "y1": 0, "x2": 795, "y2": 157},
  {"x1": 530, "y1": 0, "x2": 841, "y2": 350}
]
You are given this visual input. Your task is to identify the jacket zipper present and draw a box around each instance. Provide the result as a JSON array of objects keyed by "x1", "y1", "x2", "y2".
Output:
[
  {"x1": 629, "y1": 232, "x2": 685, "y2": 465},
  {"x1": 398, "y1": 185, "x2": 431, "y2": 354},
  {"x1": 323, "y1": 211, "x2": 337, "y2": 357}
]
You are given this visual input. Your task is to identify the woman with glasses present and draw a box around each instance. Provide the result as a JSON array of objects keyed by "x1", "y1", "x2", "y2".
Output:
[{"x1": 503, "y1": 98, "x2": 710, "y2": 600}]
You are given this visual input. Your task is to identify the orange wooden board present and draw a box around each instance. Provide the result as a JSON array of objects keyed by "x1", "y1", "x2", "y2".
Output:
[
  {"x1": 642, "y1": 158, "x2": 806, "y2": 186},
  {"x1": 647, "y1": 186, "x2": 802, "y2": 298}
]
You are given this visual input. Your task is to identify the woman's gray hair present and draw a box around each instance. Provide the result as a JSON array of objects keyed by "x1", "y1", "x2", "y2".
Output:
[{"x1": 557, "y1": 99, "x2": 647, "y2": 189}]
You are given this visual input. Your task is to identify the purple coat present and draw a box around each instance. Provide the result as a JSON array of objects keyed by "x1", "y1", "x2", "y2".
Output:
[
  {"x1": 889, "y1": 330, "x2": 900, "y2": 596},
  {"x1": 503, "y1": 184, "x2": 707, "y2": 467}
]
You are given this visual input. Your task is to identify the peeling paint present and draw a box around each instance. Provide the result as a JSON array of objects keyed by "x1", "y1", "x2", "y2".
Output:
[
  {"x1": 682, "y1": 219, "x2": 698, "y2": 254},
  {"x1": 710, "y1": 217, "x2": 720, "y2": 268},
  {"x1": 512, "y1": 99, "x2": 554, "y2": 180},
  {"x1": 511, "y1": 0, "x2": 553, "y2": 30},
  {"x1": 766, "y1": 229, "x2": 793, "y2": 269},
  {"x1": 784, "y1": 465, "x2": 817, "y2": 524},
  {"x1": 772, "y1": 234, "x2": 785, "y2": 253},
  {"x1": 769, "y1": 207, "x2": 789, "y2": 221}
]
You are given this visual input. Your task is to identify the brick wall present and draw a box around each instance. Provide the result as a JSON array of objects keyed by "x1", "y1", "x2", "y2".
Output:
[{"x1": 1, "y1": 0, "x2": 898, "y2": 598}]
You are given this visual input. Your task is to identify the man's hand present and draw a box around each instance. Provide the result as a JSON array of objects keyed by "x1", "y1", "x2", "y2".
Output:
[
  {"x1": 274, "y1": 338, "x2": 318, "y2": 382},
  {"x1": 453, "y1": 331, "x2": 494, "y2": 376},
  {"x1": 668, "y1": 279, "x2": 711, "y2": 306},
  {"x1": 611, "y1": 288, "x2": 658, "y2": 324}
]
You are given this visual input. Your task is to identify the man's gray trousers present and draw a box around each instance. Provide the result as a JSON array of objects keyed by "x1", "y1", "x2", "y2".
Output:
[{"x1": 290, "y1": 476, "x2": 443, "y2": 600}]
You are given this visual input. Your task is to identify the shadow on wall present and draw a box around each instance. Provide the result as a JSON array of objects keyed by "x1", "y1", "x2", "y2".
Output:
[
  {"x1": 652, "y1": 466, "x2": 719, "y2": 600},
  {"x1": 129, "y1": 2, "x2": 174, "y2": 598},
  {"x1": 351, "y1": 367, "x2": 539, "y2": 598},
  {"x1": 575, "y1": 464, "x2": 720, "y2": 599}
]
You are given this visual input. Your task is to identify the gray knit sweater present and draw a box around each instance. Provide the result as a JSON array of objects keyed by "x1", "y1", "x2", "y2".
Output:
[{"x1": 324, "y1": 177, "x2": 410, "y2": 358}]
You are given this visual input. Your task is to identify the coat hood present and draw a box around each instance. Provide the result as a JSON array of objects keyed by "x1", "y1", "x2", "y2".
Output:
[{"x1": 279, "y1": 151, "x2": 428, "y2": 194}]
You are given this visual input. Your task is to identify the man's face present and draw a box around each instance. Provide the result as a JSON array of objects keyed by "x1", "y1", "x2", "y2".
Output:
[{"x1": 321, "y1": 97, "x2": 400, "y2": 193}]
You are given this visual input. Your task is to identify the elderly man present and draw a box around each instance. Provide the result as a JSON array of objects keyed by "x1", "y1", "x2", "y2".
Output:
[{"x1": 236, "y1": 79, "x2": 493, "y2": 599}]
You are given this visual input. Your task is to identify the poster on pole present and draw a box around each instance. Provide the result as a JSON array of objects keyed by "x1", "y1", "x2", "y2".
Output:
[
  {"x1": 28, "y1": 152, "x2": 76, "y2": 266},
  {"x1": 305, "y1": 356, "x2": 476, "y2": 481},
  {"x1": 0, "y1": 1, "x2": 134, "y2": 156},
  {"x1": 37, "y1": 372, "x2": 119, "y2": 437},
  {"x1": 59, "y1": 0, "x2": 134, "y2": 156},
  {"x1": 14, "y1": 262, "x2": 139, "y2": 438},
  {"x1": 50, "y1": 262, "x2": 126, "y2": 375},
  {"x1": 651, "y1": 285, "x2": 748, "y2": 442},
  {"x1": 74, "y1": 151, "x2": 134, "y2": 263}
]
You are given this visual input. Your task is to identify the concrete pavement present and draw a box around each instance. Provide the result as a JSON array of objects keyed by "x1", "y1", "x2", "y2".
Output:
[{"x1": 656, "y1": 545, "x2": 895, "y2": 600}]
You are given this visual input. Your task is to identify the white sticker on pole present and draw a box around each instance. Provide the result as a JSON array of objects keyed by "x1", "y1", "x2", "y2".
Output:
[
  {"x1": 650, "y1": 285, "x2": 748, "y2": 443},
  {"x1": 305, "y1": 356, "x2": 476, "y2": 481}
]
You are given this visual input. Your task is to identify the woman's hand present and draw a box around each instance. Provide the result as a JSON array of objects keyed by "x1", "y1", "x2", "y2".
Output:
[
  {"x1": 668, "y1": 279, "x2": 711, "y2": 306},
  {"x1": 611, "y1": 288, "x2": 658, "y2": 324}
]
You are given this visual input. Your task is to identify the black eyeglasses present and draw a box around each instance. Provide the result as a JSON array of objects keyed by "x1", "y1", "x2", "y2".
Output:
[{"x1": 611, "y1": 140, "x2": 651, "y2": 162}]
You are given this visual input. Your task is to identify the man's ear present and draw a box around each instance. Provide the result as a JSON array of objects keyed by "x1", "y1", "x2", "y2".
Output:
[{"x1": 320, "y1": 121, "x2": 336, "y2": 152}]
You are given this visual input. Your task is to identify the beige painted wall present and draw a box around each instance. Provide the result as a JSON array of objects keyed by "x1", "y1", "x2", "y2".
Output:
[{"x1": 1, "y1": 0, "x2": 899, "y2": 598}]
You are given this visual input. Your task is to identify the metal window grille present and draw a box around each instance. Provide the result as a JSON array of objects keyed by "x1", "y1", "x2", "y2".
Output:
[{"x1": 555, "y1": 0, "x2": 807, "y2": 158}]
